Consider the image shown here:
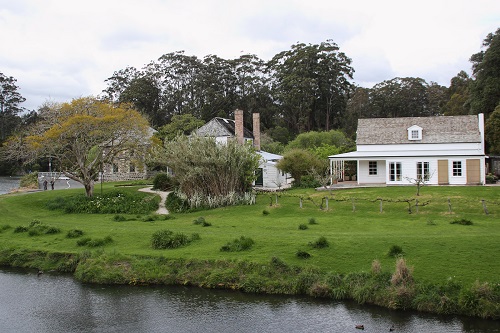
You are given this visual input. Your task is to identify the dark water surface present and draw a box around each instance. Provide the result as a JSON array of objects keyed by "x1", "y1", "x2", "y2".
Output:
[
  {"x1": 0, "y1": 176, "x2": 21, "y2": 195},
  {"x1": 0, "y1": 268, "x2": 498, "y2": 333}
]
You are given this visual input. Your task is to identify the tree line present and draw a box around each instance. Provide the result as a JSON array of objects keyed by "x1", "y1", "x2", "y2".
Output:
[{"x1": 1, "y1": 29, "x2": 500, "y2": 175}]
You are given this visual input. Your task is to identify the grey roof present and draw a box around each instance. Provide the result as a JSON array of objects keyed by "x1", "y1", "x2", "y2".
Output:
[
  {"x1": 195, "y1": 117, "x2": 254, "y2": 139},
  {"x1": 356, "y1": 115, "x2": 481, "y2": 145}
]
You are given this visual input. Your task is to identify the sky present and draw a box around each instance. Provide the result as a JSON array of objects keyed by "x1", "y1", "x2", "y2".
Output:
[{"x1": 1, "y1": 0, "x2": 499, "y2": 111}]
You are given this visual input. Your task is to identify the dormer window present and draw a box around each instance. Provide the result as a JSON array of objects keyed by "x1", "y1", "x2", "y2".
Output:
[{"x1": 407, "y1": 125, "x2": 422, "y2": 141}]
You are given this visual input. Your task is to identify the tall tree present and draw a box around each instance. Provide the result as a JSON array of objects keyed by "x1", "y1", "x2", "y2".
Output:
[
  {"x1": 443, "y1": 71, "x2": 471, "y2": 116},
  {"x1": 5, "y1": 97, "x2": 150, "y2": 197},
  {"x1": 370, "y1": 77, "x2": 431, "y2": 118},
  {"x1": 469, "y1": 28, "x2": 500, "y2": 119},
  {"x1": 269, "y1": 40, "x2": 354, "y2": 134},
  {"x1": 0, "y1": 72, "x2": 26, "y2": 140},
  {"x1": 485, "y1": 105, "x2": 500, "y2": 154}
]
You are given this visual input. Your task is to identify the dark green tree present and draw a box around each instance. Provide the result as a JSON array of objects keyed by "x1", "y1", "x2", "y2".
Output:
[
  {"x1": 276, "y1": 149, "x2": 324, "y2": 185},
  {"x1": 0, "y1": 72, "x2": 26, "y2": 140},
  {"x1": 370, "y1": 77, "x2": 431, "y2": 118},
  {"x1": 485, "y1": 105, "x2": 500, "y2": 154},
  {"x1": 269, "y1": 40, "x2": 354, "y2": 134},
  {"x1": 157, "y1": 114, "x2": 204, "y2": 142},
  {"x1": 443, "y1": 71, "x2": 471, "y2": 116},
  {"x1": 469, "y1": 28, "x2": 500, "y2": 119}
]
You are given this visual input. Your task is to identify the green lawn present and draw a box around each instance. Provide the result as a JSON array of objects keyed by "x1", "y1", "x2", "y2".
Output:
[{"x1": 1, "y1": 183, "x2": 499, "y2": 286}]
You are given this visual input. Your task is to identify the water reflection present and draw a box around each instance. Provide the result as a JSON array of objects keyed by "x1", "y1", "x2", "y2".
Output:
[{"x1": 0, "y1": 268, "x2": 498, "y2": 333}]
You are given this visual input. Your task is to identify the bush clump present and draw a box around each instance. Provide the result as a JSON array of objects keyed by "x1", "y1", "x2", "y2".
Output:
[
  {"x1": 308, "y1": 217, "x2": 318, "y2": 225},
  {"x1": 388, "y1": 245, "x2": 404, "y2": 257},
  {"x1": 20, "y1": 172, "x2": 39, "y2": 189},
  {"x1": 298, "y1": 224, "x2": 308, "y2": 230},
  {"x1": 450, "y1": 218, "x2": 473, "y2": 225},
  {"x1": 76, "y1": 236, "x2": 113, "y2": 247},
  {"x1": 309, "y1": 236, "x2": 329, "y2": 248},
  {"x1": 113, "y1": 215, "x2": 127, "y2": 222},
  {"x1": 152, "y1": 173, "x2": 177, "y2": 191},
  {"x1": 0, "y1": 224, "x2": 11, "y2": 233},
  {"x1": 66, "y1": 229, "x2": 84, "y2": 238},
  {"x1": 220, "y1": 236, "x2": 255, "y2": 252},
  {"x1": 262, "y1": 209, "x2": 270, "y2": 215},
  {"x1": 151, "y1": 229, "x2": 195, "y2": 249},
  {"x1": 46, "y1": 190, "x2": 159, "y2": 214},
  {"x1": 193, "y1": 216, "x2": 211, "y2": 226},
  {"x1": 296, "y1": 250, "x2": 311, "y2": 259}
]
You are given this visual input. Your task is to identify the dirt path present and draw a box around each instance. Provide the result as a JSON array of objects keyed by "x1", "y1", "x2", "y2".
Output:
[{"x1": 138, "y1": 187, "x2": 170, "y2": 214}]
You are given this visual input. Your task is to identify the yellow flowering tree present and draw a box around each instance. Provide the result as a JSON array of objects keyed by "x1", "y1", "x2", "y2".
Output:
[{"x1": 20, "y1": 97, "x2": 150, "y2": 197}]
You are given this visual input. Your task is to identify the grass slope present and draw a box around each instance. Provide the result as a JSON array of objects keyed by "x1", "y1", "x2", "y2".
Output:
[{"x1": 0, "y1": 183, "x2": 499, "y2": 286}]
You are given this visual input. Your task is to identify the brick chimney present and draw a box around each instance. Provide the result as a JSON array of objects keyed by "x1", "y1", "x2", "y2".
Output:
[
  {"x1": 234, "y1": 109, "x2": 244, "y2": 145},
  {"x1": 252, "y1": 113, "x2": 261, "y2": 151}
]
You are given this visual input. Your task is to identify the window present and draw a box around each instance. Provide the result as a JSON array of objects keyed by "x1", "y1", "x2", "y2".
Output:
[
  {"x1": 368, "y1": 161, "x2": 378, "y2": 175},
  {"x1": 407, "y1": 125, "x2": 422, "y2": 141},
  {"x1": 452, "y1": 161, "x2": 462, "y2": 176},
  {"x1": 112, "y1": 163, "x2": 119, "y2": 173},
  {"x1": 417, "y1": 162, "x2": 430, "y2": 181},
  {"x1": 389, "y1": 162, "x2": 402, "y2": 181},
  {"x1": 129, "y1": 163, "x2": 136, "y2": 173}
]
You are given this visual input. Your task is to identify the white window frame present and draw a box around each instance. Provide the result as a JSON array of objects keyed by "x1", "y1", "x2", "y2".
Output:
[
  {"x1": 452, "y1": 161, "x2": 462, "y2": 177},
  {"x1": 389, "y1": 162, "x2": 402, "y2": 182},
  {"x1": 407, "y1": 125, "x2": 422, "y2": 141},
  {"x1": 368, "y1": 161, "x2": 378, "y2": 175},
  {"x1": 416, "y1": 161, "x2": 430, "y2": 181}
]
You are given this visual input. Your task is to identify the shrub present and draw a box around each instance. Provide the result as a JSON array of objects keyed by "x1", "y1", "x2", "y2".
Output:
[
  {"x1": 262, "y1": 209, "x2": 270, "y2": 215},
  {"x1": 220, "y1": 236, "x2": 255, "y2": 252},
  {"x1": 309, "y1": 236, "x2": 329, "y2": 249},
  {"x1": 151, "y1": 229, "x2": 191, "y2": 249},
  {"x1": 113, "y1": 215, "x2": 127, "y2": 222},
  {"x1": 45, "y1": 227, "x2": 61, "y2": 235},
  {"x1": 165, "y1": 192, "x2": 189, "y2": 213},
  {"x1": 46, "y1": 190, "x2": 159, "y2": 214},
  {"x1": 152, "y1": 172, "x2": 177, "y2": 191},
  {"x1": 296, "y1": 250, "x2": 311, "y2": 259},
  {"x1": 76, "y1": 237, "x2": 92, "y2": 246},
  {"x1": 76, "y1": 236, "x2": 113, "y2": 247},
  {"x1": 13, "y1": 226, "x2": 28, "y2": 233},
  {"x1": 298, "y1": 224, "x2": 308, "y2": 230},
  {"x1": 87, "y1": 236, "x2": 113, "y2": 247},
  {"x1": 0, "y1": 224, "x2": 11, "y2": 233},
  {"x1": 450, "y1": 218, "x2": 473, "y2": 225},
  {"x1": 308, "y1": 217, "x2": 318, "y2": 225},
  {"x1": 67, "y1": 229, "x2": 84, "y2": 238},
  {"x1": 20, "y1": 172, "x2": 39, "y2": 188},
  {"x1": 387, "y1": 245, "x2": 404, "y2": 257},
  {"x1": 193, "y1": 216, "x2": 206, "y2": 225}
]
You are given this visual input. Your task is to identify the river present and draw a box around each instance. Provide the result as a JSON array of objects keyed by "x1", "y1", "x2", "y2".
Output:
[
  {"x1": 0, "y1": 268, "x2": 497, "y2": 333},
  {"x1": 0, "y1": 176, "x2": 21, "y2": 195}
]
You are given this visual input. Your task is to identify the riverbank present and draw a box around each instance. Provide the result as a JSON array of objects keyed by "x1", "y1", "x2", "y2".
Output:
[
  {"x1": 0, "y1": 183, "x2": 499, "y2": 319},
  {"x1": 0, "y1": 247, "x2": 499, "y2": 320}
]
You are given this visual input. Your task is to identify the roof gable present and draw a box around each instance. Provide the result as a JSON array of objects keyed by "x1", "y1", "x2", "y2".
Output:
[
  {"x1": 356, "y1": 115, "x2": 481, "y2": 145},
  {"x1": 195, "y1": 117, "x2": 254, "y2": 139}
]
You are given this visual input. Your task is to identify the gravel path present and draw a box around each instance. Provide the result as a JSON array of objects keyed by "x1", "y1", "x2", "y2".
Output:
[{"x1": 138, "y1": 187, "x2": 170, "y2": 214}]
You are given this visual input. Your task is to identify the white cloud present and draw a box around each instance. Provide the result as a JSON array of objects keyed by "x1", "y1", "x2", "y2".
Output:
[{"x1": 0, "y1": 0, "x2": 499, "y2": 110}]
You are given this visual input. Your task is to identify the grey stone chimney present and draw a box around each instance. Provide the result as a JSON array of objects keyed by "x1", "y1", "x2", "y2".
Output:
[
  {"x1": 252, "y1": 113, "x2": 261, "y2": 151},
  {"x1": 234, "y1": 109, "x2": 244, "y2": 145}
]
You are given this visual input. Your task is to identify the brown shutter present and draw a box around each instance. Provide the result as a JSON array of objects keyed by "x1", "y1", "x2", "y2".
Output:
[
  {"x1": 466, "y1": 159, "x2": 481, "y2": 184},
  {"x1": 438, "y1": 160, "x2": 449, "y2": 185}
]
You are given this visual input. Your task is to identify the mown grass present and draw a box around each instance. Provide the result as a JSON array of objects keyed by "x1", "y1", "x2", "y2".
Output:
[{"x1": 1, "y1": 184, "x2": 499, "y2": 307}]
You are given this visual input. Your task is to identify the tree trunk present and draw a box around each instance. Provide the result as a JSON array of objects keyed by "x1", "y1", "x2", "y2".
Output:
[{"x1": 84, "y1": 181, "x2": 94, "y2": 197}]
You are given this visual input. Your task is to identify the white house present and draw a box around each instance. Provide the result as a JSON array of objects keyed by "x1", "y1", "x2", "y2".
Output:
[
  {"x1": 329, "y1": 114, "x2": 486, "y2": 185},
  {"x1": 195, "y1": 110, "x2": 291, "y2": 189}
]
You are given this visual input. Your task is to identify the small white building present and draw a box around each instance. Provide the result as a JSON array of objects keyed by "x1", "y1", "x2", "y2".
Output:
[
  {"x1": 195, "y1": 110, "x2": 291, "y2": 189},
  {"x1": 329, "y1": 114, "x2": 486, "y2": 185}
]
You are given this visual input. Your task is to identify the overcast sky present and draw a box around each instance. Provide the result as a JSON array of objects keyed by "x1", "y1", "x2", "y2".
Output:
[{"x1": 1, "y1": 0, "x2": 499, "y2": 111}]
